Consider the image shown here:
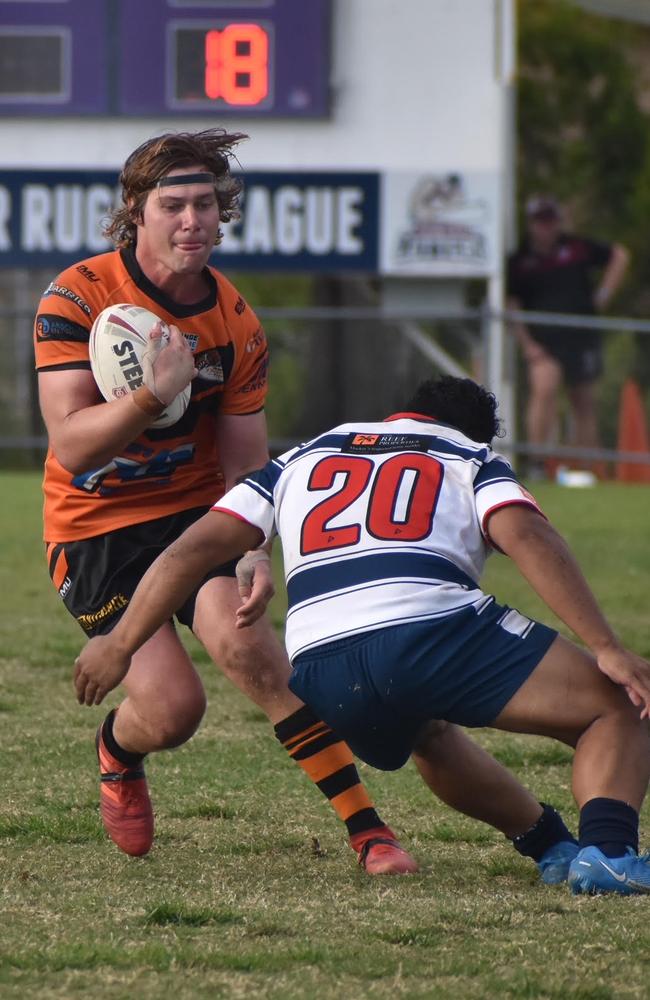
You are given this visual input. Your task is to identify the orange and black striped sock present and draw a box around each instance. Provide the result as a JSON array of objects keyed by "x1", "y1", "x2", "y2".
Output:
[{"x1": 274, "y1": 705, "x2": 394, "y2": 851}]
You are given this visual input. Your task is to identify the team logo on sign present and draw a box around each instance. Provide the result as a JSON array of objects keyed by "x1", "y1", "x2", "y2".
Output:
[{"x1": 395, "y1": 173, "x2": 488, "y2": 268}]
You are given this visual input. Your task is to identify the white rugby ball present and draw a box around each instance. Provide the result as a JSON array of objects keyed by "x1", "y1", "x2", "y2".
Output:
[{"x1": 89, "y1": 303, "x2": 191, "y2": 429}]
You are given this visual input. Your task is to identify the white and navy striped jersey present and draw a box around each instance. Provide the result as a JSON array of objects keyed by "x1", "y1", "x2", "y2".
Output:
[{"x1": 213, "y1": 414, "x2": 543, "y2": 660}]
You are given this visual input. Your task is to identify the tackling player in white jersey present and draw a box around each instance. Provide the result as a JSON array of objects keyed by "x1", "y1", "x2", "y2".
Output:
[{"x1": 74, "y1": 376, "x2": 650, "y2": 894}]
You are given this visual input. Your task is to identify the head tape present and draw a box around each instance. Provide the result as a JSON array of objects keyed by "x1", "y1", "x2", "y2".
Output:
[{"x1": 156, "y1": 172, "x2": 217, "y2": 189}]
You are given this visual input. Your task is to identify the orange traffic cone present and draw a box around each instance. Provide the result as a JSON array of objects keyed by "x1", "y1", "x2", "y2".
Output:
[{"x1": 616, "y1": 378, "x2": 650, "y2": 483}]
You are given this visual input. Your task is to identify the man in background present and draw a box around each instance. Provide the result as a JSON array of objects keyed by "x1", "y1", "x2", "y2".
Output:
[{"x1": 507, "y1": 195, "x2": 629, "y2": 479}]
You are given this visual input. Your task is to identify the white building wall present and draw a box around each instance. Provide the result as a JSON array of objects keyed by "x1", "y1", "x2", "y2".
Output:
[{"x1": 0, "y1": 0, "x2": 506, "y2": 174}]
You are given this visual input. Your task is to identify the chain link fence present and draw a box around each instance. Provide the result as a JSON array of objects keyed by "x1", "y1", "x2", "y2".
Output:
[{"x1": 2, "y1": 274, "x2": 650, "y2": 478}]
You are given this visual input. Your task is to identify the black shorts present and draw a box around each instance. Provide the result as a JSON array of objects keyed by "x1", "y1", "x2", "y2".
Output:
[
  {"x1": 47, "y1": 506, "x2": 239, "y2": 638},
  {"x1": 530, "y1": 327, "x2": 603, "y2": 385}
]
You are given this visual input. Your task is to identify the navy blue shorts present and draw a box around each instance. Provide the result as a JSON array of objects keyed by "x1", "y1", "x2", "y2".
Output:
[{"x1": 289, "y1": 601, "x2": 557, "y2": 771}]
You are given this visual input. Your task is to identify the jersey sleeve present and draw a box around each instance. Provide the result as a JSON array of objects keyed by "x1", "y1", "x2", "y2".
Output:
[
  {"x1": 33, "y1": 268, "x2": 97, "y2": 372},
  {"x1": 211, "y1": 457, "x2": 282, "y2": 542},
  {"x1": 473, "y1": 455, "x2": 545, "y2": 544},
  {"x1": 216, "y1": 276, "x2": 269, "y2": 416}
]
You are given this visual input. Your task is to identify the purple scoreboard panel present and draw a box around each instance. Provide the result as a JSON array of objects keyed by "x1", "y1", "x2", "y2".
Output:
[
  {"x1": 0, "y1": 0, "x2": 331, "y2": 117},
  {"x1": 0, "y1": 0, "x2": 109, "y2": 114}
]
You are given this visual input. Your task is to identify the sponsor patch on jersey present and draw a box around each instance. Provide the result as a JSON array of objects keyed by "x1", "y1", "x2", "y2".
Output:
[
  {"x1": 345, "y1": 432, "x2": 431, "y2": 454},
  {"x1": 42, "y1": 282, "x2": 92, "y2": 317},
  {"x1": 245, "y1": 326, "x2": 266, "y2": 353},
  {"x1": 195, "y1": 348, "x2": 225, "y2": 383},
  {"x1": 36, "y1": 313, "x2": 90, "y2": 342},
  {"x1": 234, "y1": 296, "x2": 246, "y2": 315},
  {"x1": 75, "y1": 264, "x2": 101, "y2": 283},
  {"x1": 237, "y1": 351, "x2": 269, "y2": 393}
]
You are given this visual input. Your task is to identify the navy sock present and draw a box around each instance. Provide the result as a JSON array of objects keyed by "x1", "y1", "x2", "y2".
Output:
[
  {"x1": 511, "y1": 803, "x2": 577, "y2": 862},
  {"x1": 579, "y1": 797, "x2": 638, "y2": 858},
  {"x1": 101, "y1": 709, "x2": 146, "y2": 768}
]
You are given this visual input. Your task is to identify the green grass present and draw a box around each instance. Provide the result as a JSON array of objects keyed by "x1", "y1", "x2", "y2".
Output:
[{"x1": 2, "y1": 472, "x2": 650, "y2": 999}]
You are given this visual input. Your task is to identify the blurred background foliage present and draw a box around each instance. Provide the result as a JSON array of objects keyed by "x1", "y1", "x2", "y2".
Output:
[
  {"x1": 516, "y1": 0, "x2": 650, "y2": 445},
  {"x1": 227, "y1": 274, "x2": 314, "y2": 442}
]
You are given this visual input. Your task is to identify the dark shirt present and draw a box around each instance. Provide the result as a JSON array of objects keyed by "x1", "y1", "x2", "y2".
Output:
[
  {"x1": 507, "y1": 234, "x2": 612, "y2": 317},
  {"x1": 506, "y1": 233, "x2": 613, "y2": 357}
]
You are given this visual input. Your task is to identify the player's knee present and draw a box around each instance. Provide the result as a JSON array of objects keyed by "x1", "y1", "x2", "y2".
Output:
[
  {"x1": 611, "y1": 693, "x2": 646, "y2": 731},
  {"x1": 217, "y1": 634, "x2": 291, "y2": 695},
  {"x1": 143, "y1": 686, "x2": 207, "y2": 749},
  {"x1": 171, "y1": 694, "x2": 206, "y2": 746},
  {"x1": 579, "y1": 684, "x2": 647, "y2": 742}
]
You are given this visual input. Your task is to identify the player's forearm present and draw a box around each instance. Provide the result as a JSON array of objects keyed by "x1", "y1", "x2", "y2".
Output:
[
  {"x1": 114, "y1": 542, "x2": 216, "y2": 655},
  {"x1": 595, "y1": 245, "x2": 629, "y2": 308},
  {"x1": 51, "y1": 391, "x2": 161, "y2": 474},
  {"x1": 499, "y1": 519, "x2": 619, "y2": 654},
  {"x1": 113, "y1": 513, "x2": 262, "y2": 653}
]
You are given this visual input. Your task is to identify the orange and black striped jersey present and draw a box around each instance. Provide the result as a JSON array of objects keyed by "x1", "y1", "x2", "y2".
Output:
[{"x1": 34, "y1": 248, "x2": 269, "y2": 543}]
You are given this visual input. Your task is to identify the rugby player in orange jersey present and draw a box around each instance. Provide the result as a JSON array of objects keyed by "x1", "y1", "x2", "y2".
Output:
[{"x1": 38, "y1": 130, "x2": 576, "y2": 880}]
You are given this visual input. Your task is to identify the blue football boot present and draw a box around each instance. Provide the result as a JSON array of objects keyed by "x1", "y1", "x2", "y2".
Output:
[
  {"x1": 568, "y1": 846, "x2": 650, "y2": 895},
  {"x1": 536, "y1": 840, "x2": 579, "y2": 884}
]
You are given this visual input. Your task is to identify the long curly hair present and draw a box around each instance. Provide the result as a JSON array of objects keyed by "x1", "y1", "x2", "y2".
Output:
[
  {"x1": 104, "y1": 129, "x2": 248, "y2": 248},
  {"x1": 403, "y1": 375, "x2": 503, "y2": 444}
]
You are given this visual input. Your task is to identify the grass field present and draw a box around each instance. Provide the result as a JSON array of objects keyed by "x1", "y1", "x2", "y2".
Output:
[{"x1": 2, "y1": 471, "x2": 650, "y2": 999}]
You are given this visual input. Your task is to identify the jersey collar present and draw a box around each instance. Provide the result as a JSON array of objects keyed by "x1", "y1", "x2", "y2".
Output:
[
  {"x1": 120, "y1": 246, "x2": 218, "y2": 319},
  {"x1": 384, "y1": 412, "x2": 438, "y2": 423}
]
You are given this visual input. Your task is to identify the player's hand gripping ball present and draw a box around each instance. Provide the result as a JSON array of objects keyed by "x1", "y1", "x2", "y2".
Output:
[{"x1": 89, "y1": 303, "x2": 192, "y2": 428}]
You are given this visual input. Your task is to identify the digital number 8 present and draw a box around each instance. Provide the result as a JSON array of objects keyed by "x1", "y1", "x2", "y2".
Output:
[{"x1": 205, "y1": 24, "x2": 269, "y2": 106}]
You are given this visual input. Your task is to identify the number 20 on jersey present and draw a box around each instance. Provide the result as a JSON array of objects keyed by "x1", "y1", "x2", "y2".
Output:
[{"x1": 301, "y1": 454, "x2": 444, "y2": 555}]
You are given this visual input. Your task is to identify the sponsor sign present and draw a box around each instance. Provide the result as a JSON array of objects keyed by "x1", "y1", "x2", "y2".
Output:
[
  {"x1": 379, "y1": 171, "x2": 499, "y2": 277},
  {"x1": 0, "y1": 169, "x2": 498, "y2": 276},
  {"x1": 0, "y1": 170, "x2": 379, "y2": 272},
  {"x1": 217, "y1": 172, "x2": 379, "y2": 272},
  {"x1": 0, "y1": 171, "x2": 118, "y2": 267}
]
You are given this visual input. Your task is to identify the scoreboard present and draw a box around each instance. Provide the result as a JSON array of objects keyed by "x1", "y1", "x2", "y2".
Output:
[{"x1": 0, "y1": 0, "x2": 330, "y2": 117}]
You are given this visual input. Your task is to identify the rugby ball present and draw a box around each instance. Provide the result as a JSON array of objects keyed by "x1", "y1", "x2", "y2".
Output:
[{"x1": 89, "y1": 304, "x2": 191, "y2": 428}]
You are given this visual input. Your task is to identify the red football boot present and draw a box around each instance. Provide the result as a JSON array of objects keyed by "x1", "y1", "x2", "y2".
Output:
[
  {"x1": 353, "y1": 826, "x2": 419, "y2": 875},
  {"x1": 95, "y1": 725, "x2": 153, "y2": 857}
]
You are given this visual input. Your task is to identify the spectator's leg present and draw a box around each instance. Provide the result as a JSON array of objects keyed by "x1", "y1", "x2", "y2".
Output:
[
  {"x1": 567, "y1": 380, "x2": 606, "y2": 478},
  {"x1": 525, "y1": 351, "x2": 563, "y2": 475},
  {"x1": 567, "y1": 381, "x2": 599, "y2": 445},
  {"x1": 526, "y1": 352, "x2": 563, "y2": 444}
]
